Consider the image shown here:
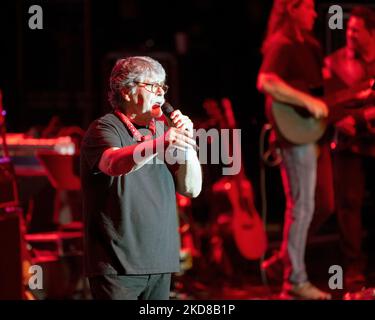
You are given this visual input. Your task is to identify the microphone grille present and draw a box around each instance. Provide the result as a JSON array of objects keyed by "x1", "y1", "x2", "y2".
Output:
[{"x1": 161, "y1": 102, "x2": 174, "y2": 116}]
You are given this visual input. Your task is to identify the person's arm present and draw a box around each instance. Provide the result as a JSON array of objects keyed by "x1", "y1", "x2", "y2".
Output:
[
  {"x1": 257, "y1": 72, "x2": 328, "y2": 118},
  {"x1": 98, "y1": 119, "x2": 200, "y2": 183},
  {"x1": 98, "y1": 139, "x2": 158, "y2": 176},
  {"x1": 174, "y1": 148, "x2": 202, "y2": 198},
  {"x1": 166, "y1": 110, "x2": 202, "y2": 198}
]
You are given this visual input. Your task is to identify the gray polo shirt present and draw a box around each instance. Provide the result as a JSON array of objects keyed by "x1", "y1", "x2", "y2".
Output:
[{"x1": 80, "y1": 112, "x2": 180, "y2": 276}]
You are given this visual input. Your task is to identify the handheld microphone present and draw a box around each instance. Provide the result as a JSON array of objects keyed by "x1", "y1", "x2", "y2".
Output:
[
  {"x1": 161, "y1": 101, "x2": 195, "y2": 137},
  {"x1": 161, "y1": 101, "x2": 175, "y2": 120},
  {"x1": 161, "y1": 102, "x2": 197, "y2": 159}
]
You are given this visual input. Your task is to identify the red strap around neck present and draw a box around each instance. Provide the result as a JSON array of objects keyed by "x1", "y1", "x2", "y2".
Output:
[{"x1": 114, "y1": 109, "x2": 156, "y2": 142}]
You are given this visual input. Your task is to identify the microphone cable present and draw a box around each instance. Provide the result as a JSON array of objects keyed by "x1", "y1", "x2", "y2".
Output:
[{"x1": 258, "y1": 123, "x2": 282, "y2": 290}]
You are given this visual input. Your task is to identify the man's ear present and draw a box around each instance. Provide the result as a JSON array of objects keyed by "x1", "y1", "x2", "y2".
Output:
[{"x1": 121, "y1": 88, "x2": 131, "y2": 102}]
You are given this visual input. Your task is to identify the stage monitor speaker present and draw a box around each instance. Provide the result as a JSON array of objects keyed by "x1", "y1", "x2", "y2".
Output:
[{"x1": 0, "y1": 211, "x2": 24, "y2": 299}]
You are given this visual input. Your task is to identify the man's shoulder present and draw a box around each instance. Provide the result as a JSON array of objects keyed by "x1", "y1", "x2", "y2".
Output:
[
  {"x1": 263, "y1": 33, "x2": 295, "y2": 56},
  {"x1": 82, "y1": 112, "x2": 123, "y2": 143},
  {"x1": 325, "y1": 47, "x2": 347, "y2": 65},
  {"x1": 96, "y1": 112, "x2": 120, "y2": 125},
  {"x1": 269, "y1": 34, "x2": 294, "y2": 49},
  {"x1": 87, "y1": 112, "x2": 120, "y2": 131}
]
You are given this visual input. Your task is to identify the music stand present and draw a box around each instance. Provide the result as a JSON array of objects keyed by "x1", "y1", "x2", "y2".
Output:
[{"x1": 36, "y1": 150, "x2": 81, "y2": 228}]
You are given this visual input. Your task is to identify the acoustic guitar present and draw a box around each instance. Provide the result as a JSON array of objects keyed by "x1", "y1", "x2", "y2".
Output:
[
  {"x1": 272, "y1": 78, "x2": 375, "y2": 144},
  {"x1": 211, "y1": 98, "x2": 267, "y2": 260}
]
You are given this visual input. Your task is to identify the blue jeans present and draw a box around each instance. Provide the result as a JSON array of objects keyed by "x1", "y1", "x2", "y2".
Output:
[{"x1": 279, "y1": 143, "x2": 317, "y2": 284}]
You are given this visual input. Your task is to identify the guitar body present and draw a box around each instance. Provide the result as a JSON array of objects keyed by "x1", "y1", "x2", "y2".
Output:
[
  {"x1": 272, "y1": 101, "x2": 327, "y2": 144},
  {"x1": 232, "y1": 177, "x2": 268, "y2": 260},
  {"x1": 206, "y1": 98, "x2": 267, "y2": 260},
  {"x1": 271, "y1": 78, "x2": 374, "y2": 144},
  {"x1": 213, "y1": 176, "x2": 267, "y2": 260}
]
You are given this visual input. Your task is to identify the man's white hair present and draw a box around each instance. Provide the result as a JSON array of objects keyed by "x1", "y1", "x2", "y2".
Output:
[{"x1": 108, "y1": 56, "x2": 166, "y2": 109}]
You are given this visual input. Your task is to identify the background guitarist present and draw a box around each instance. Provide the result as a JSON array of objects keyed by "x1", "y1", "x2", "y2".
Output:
[
  {"x1": 257, "y1": 0, "x2": 331, "y2": 299},
  {"x1": 319, "y1": 6, "x2": 375, "y2": 291}
]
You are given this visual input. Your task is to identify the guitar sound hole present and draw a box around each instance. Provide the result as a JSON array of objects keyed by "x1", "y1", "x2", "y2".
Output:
[{"x1": 295, "y1": 108, "x2": 312, "y2": 118}]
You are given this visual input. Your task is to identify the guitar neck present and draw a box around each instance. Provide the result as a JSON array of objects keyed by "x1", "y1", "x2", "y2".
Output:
[
  {"x1": 324, "y1": 77, "x2": 374, "y2": 109},
  {"x1": 221, "y1": 98, "x2": 248, "y2": 179}
]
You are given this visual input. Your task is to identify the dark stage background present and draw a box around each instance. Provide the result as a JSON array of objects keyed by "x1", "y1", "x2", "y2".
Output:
[{"x1": 0, "y1": 0, "x2": 374, "y2": 242}]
